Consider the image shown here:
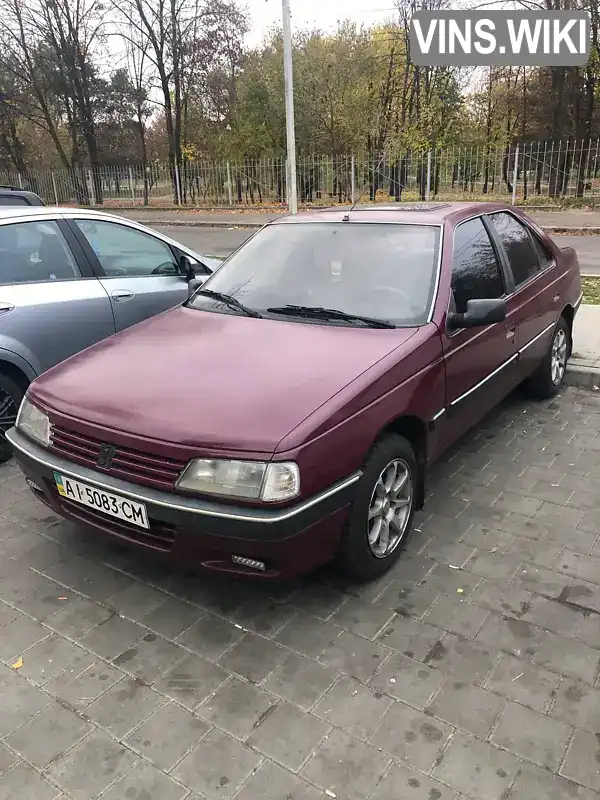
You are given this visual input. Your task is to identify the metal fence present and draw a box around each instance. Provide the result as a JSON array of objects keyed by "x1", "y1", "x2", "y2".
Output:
[{"x1": 3, "y1": 139, "x2": 600, "y2": 207}]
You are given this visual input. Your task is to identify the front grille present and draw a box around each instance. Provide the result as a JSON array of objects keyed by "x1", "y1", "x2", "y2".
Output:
[
  {"x1": 60, "y1": 496, "x2": 177, "y2": 552},
  {"x1": 50, "y1": 425, "x2": 187, "y2": 492}
]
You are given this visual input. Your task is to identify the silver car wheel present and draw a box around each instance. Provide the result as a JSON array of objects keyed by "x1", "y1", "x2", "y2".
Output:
[
  {"x1": 367, "y1": 458, "x2": 413, "y2": 558},
  {"x1": 551, "y1": 328, "x2": 568, "y2": 385}
]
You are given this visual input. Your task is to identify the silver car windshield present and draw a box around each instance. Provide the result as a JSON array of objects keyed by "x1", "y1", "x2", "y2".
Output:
[{"x1": 189, "y1": 222, "x2": 441, "y2": 326}]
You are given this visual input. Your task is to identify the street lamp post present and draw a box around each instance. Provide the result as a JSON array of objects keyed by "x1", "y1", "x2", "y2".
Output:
[{"x1": 281, "y1": 0, "x2": 298, "y2": 213}]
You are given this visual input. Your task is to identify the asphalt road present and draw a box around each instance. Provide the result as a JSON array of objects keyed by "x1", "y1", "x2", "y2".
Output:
[
  {"x1": 556, "y1": 235, "x2": 600, "y2": 276},
  {"x1": 153, "y1": 226, "x2": 600, "y2": 277},
  {"x1": 154, "y1": 225, "x2": 253, "y2": 258}
]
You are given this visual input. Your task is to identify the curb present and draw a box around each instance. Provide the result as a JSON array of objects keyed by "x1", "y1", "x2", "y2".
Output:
[
  {"x1": 546, "y1": 227, "x2": 600, "y2": 235},
  {"x1": 565, "y1": 362, "x2": 600, "y2": 390},
  {"x1": 147, "y1": 220, "x2": 264, "y2": 229}
]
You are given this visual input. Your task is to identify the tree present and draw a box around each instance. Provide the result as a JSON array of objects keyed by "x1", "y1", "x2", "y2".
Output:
[{"x1": 114, "y1": 0, "x2": 248, "y2": 202}]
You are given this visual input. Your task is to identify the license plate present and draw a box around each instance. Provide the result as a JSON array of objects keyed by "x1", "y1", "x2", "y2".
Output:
[{"x1": 54, "y1": 472, "x2": 149, "y2": 529}]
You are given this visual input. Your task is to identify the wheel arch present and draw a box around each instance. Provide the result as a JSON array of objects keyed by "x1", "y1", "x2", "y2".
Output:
[
  {"x1": 375, "y1": 414, "x2": 428, "y2": 509},
  {"x1": 561, "y1": 304, "x2": 575, "y2": 357},
  {"x1": 0, "y1": 359, "x2": 32, "y2": 395}
]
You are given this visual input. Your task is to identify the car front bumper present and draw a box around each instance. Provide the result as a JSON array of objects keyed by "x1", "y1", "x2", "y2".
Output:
[{"x1": 7, "y1": 428, "x2": 359, "y2": 579}]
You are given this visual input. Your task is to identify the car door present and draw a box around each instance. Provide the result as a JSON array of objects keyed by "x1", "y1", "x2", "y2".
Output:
[
  {"x1": 69, "y1": 218, "x2": 194, "y2": 331},
  {"x1": 485, "y1": 211, "x2": 556, "y2": 382},
  {"x1": 0, "y1": 218, "x2": 115, "y2": 375},
  {"x1": 440, "y1": 215, "x2": 519, "y2": 445}
]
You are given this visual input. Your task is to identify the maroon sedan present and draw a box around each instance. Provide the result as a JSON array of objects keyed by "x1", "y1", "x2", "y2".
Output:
[{"x1": 9, "y1": 203, "x2": 581, "y2": 581}]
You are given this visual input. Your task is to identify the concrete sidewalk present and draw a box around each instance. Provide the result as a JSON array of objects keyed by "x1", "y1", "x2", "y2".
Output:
[
  {"x1": 114, "y1": 207, "x2": 600, "y2": 233},
  {"x1": 569, "y1": 304, "x2": 600, "y2": 389}
]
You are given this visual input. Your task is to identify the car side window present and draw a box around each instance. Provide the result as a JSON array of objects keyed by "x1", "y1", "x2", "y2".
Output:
[
  {"x1": 0, "y1": 220, "x2": 80, "y2": 285},
  {"x1": 488, "y1": 212, "x2": 542, "y2": 287},
  {"x1": 529, "y1": 231, "x2": 554, "y2": 270},
  {"x1": 451, "y1": 217, "x2": 505, "y2": 315},
  {"x1": 0, "y1": 196, "x2": 28, "y2": 206},
  {"x1": 74, "y1": 220, "x2": 179, "y2": 277}
]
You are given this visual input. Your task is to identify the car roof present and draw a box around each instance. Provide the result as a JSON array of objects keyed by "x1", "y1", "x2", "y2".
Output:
[
  {"x1": 271, "y1": 201, "x2": 511, "y2": 226},
  {"x1": 0, "y1": 206, "x2": 113, "y2": 220}
]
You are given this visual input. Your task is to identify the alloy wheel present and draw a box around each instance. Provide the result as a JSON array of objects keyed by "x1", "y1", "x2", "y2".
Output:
[
  {"x1": 367, "y1": 458, "x2": 413, "y2": 558},
  {"x1": 551, "y1": 328, "x2": 568, "y2": 385}
]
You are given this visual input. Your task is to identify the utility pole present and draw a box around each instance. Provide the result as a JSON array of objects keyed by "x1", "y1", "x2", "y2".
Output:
[{"x1": 281, "y1": 0, "x2": 298, "y2": 213}]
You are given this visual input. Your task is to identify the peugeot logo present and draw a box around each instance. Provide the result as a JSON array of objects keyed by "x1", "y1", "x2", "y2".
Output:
[{"x1": 97, "y1": 443, "x2": 116, "y2": 469}]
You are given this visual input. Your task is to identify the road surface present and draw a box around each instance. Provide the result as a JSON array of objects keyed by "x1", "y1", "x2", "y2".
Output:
[
  {"x1": 556, "y1": 236, "x2": 600, "y2": 276},
  {"x1": 153, "y1": 226, "x2": 600, "y2": 277}
]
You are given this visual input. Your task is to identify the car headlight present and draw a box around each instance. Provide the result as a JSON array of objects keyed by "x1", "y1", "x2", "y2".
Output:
[
  {"x1": 176, "y1": 459, "x2": 300, "y2": 502},
  {"x1": 16, "y1": 396, "x2": 50, "y2": 447}
]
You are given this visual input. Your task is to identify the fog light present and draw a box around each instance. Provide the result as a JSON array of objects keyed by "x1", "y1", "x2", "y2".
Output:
[
  {"x1": 232, "y1": 555, "x2": 266, "y2": 572},
  {"x1": 26, "y1": 478, "x2": 42, "y2": 493}
]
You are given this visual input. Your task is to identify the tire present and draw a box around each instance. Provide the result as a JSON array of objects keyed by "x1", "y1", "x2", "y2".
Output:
[
  {"x1": 337, "y1": 434, "x2": 419, "y2": 582},
  {"x1": 524, "y1": 316, "x2": 570, "y2": 399},
  {"x1": 0, "y1": 373, "x2": 24, "y2": 464}
]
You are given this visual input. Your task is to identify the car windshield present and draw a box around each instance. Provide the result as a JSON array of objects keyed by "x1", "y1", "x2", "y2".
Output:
[{"x1": 188, "y1": 222, "x2": 441, "y2": 327}]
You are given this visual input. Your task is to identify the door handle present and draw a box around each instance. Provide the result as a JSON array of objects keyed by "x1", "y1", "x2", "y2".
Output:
[
  {"x1": 506, "y1": 323, "x2": 516, "y2": 339},
  {"x1": 0, "y1": 302, "x2": 14, "y2": 314},
  {"x1": 111, "y1": 290, "x2": 135, "y2": 302},
  {"x1": 553, "y1": 294, "x2": 560, "y2": 304}
]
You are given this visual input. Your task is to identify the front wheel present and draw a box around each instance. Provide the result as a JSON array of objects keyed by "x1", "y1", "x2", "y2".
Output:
[
  {"x1": 0, "y1": 373, "x2": 24, "y2": 463},
  {"x1": 524, "y1": 316, "x2": 570, "y2": 399},
  {"x1": 337, "y1": 434, "x2": 418, "y2": 582}
]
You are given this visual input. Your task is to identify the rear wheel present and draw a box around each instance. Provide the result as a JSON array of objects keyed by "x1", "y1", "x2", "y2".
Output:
[
  {"x1": 337, "y1": 434, "x2": 418, "y2": 582},
  {"x1": 0, "y1": 374, "x2": 24, "y2": 463},
  {"x1": 524, "y1": 316, "x2": 570, "y2": 399}
]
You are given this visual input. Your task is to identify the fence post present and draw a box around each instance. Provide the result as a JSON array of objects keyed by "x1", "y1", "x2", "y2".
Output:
[
  {"x1": 128, "y1": 166, "x2": 135, "y2": 203},
  {"x1": 511, "y1": 145, "x2": 519, "y2": 205},
  {"x1": 51, "y1": 172, "x2": 58, "y2": 205},
  {"x1": 351, "y1": 155, "x2": 355, "y2": 203},
  {"x1": 174, "y1": 162, "x2": 182, "y2": 205},
  {"x1": 425, "y1": 150, "x2": 432, "y2": 201},
  {"x1": 285, "y1": 158, "x2": 289, "y2": 207},
  {"x1": 226, "y1": 161, "x2": 233, "y2": 205},
  {"x1": 88, "y1": 168, "x2": 96, "y2": 205},
  {"x1": 17, "y1": 173, "x2": 23, "y2": 188}
]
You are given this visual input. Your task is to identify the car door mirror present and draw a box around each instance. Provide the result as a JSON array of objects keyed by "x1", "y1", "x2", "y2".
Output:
[
  {"x1": 180, "y1": 255, "x2": 197, "y2": 283},
  {"x1": 447, "y1": 298, "x2": 507, "y2": 331},
  {"x1": 187, "y1": 276, "x2": 207, "y2": 297}
]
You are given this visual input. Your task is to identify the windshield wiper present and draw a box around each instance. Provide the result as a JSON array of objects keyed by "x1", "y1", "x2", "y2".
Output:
[
  {"x1": 190, "y1": 289, "x2": 263, "y2": 318},
  {"x1": 266, "y1": 305, "x2": 395, "y2": 329}
]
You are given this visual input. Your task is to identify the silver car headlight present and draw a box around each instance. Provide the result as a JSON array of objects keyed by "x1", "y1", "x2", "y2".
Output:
[
  {"x1": 176, "y1": 459, "x2": 300, "y2": 502},
  {"x1": 16, "y1": 396, "x2": 50, "y2": 447}
]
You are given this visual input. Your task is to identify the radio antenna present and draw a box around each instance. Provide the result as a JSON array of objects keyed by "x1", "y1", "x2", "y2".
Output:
[{"x1": 345, "y1": 152, "x2": 387, "y2": 216}]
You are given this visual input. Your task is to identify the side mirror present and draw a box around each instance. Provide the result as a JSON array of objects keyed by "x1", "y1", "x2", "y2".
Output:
[
  {"x1": 180, "y1": 255, "x2": 196, "y2": 283},
  {"x1": 187, "y1": 276, "x2": 206, "y2": 297},
  {"x1": 447, "y1": 298, "x2": 507, "y2": 331}
]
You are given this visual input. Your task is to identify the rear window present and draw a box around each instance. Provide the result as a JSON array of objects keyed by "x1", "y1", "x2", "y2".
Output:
[{"x1": 190, "y1": 222, "x2": 441, "y2": 327}]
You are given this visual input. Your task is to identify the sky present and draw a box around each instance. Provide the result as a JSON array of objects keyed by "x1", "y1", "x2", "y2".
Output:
[{"x1": 244, "y1": 0, "x2": 398, "y2": 46}]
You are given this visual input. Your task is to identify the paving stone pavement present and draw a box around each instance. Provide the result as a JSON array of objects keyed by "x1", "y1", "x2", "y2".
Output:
[{"x1": 3, "y1": 387, "x2": 600, "y2": 799}]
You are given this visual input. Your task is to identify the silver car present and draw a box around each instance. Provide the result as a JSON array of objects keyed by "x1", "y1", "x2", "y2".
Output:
[{"x1": 0, "y1": 207, "x2": 219, "y2": 461}]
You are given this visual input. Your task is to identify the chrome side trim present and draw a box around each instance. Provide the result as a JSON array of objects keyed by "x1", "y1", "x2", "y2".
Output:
[
  {"x1": 518, "y1": 322, "x2": 555, "y2": 355},
  {"x1": 431, "y1": 408, "x2": 445, "y2": 422},
  {"x1": 574, "y1": 292, "x2": 583, "y2": 311},
  {"x1": 7, "y1": 428, "x2": 361, "y2": 525},
  {"x1": 450, "y1": 354, "x2": 519, "y2": 407}
]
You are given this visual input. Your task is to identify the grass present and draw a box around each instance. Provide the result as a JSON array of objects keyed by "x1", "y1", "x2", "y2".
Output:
[{"x1": 582, "y1": 276, "x2": 600, "y2": 305}]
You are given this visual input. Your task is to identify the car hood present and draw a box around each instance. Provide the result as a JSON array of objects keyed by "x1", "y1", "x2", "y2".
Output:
[{"x1": 31, "y1": 306, "x2": 416, "y2": 453}]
